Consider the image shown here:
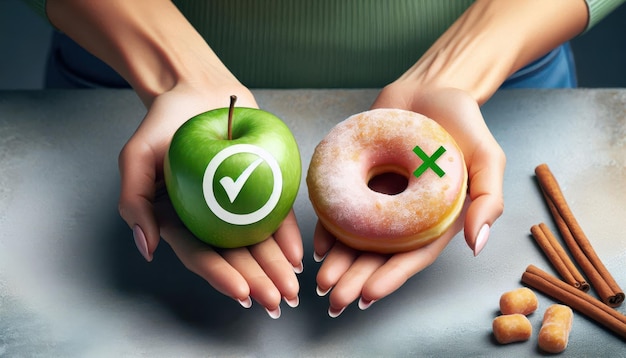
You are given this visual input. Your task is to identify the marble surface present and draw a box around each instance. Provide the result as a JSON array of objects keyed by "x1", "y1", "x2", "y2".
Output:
[{"x1": 0, "y1": 89, "x2": 624, "y2": 357}]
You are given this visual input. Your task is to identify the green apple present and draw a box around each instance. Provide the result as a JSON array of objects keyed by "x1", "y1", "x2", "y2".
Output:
[{"x1": 164, "y1": 97, "x2": 301, "y2": 248}]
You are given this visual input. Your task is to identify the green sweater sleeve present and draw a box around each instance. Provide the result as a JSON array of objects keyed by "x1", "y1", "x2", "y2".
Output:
[{"x1": 585, "y1": 0, "x2": 626, "y2": 30}]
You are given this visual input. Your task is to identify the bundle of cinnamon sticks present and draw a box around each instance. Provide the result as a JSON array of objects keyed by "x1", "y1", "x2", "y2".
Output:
[
  {"x1": 523, "y1": 163, "x2": 625, "y2": 339},
  {"x1": 522, "y1": 265, "x2": 626, "y2": 340}
]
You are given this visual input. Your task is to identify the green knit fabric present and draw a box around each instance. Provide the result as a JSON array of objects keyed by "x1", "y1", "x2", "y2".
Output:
[
  {"x1": 24, "y1": 0, "x2": 625, "y2": 31},
  {"x1": 19, "y1": 0, "x2": 626, "y2": 87},
  {"x1": 584, "y1": 0, "x2": 626, "y2": 31},
  {"x1": 172, "y1": 0, "x2": 472, "y2": 88}
]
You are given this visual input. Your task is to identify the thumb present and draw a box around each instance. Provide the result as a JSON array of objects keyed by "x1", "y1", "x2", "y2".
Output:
[
  {"x1": 463, "y1": 142, "x2": 506, "y2": 256},
  {"x1": 118, "y1": 140, "x2": 161, "y2": 262},
  {"x1": 406, "y1": 88, "x2": 506, "y2": 256}
]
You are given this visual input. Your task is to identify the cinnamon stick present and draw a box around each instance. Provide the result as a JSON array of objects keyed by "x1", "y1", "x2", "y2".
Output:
[
  {"x1": 535, "y1": 163, "x2": 624, "y2": 307},
  {"x1": 522, "y1": 265, "x2": 626, "y2": 340},
  {"x1": 530, "y1": 223, "x2": 589, "y2": 292}
]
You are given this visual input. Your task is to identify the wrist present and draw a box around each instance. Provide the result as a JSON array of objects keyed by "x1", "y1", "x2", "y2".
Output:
[
  {"x1": 395, "y1": 0, "x2": 588, "y2": 105},
  {"x1": 395, "y1": 40, "x2": 518, "y2": 106},
  {"x1": 47, "y1": 0, "x2": 241, "y2": 107},
  {"x1": 396, "y1": 4, "x2": 520, "y2": 104}
]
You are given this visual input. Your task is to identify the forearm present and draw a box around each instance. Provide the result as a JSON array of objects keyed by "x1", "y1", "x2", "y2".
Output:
[
  {"x1": 47, "y1": 0, "x2": 240, "y2": 107},
  {"x1": 397, "y1": 0, "x2": 589, "y2": 104}
]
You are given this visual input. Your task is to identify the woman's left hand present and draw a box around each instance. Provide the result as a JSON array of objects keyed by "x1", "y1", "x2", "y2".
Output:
[{"x1": 313, "y1": 86, "x2": 505, "y2": 317}]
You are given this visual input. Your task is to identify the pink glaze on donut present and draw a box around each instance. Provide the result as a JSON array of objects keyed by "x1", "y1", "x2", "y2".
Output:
[{"x1": 306, "y1": 108, "x2": 467, "y2": 253}]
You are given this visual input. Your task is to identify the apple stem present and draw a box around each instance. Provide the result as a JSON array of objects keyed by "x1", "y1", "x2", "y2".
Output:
[{"x1": 227, "y1": 95, "x2": 237, "y2": 140}]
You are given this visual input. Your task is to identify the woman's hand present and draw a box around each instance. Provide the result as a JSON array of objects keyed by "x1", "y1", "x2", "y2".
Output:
[
  {"x1": 314, "y1": 86, "x2": 505, "y2": 317},
  {"x1": 118, "y1": 85, "x2": 303, "y2": 318},
  {"x1": 312, "y1": 0, "x2": 588, "y2": 317},
  {"x1": 314, "y1": 210, "x2": 467, "y2": 318},
  {"x1": 372, "y1": 85, "x2": 506, "y2": 254},
  {"x1": 48, "y1": 0, "x2": 304, "y2": 318}
]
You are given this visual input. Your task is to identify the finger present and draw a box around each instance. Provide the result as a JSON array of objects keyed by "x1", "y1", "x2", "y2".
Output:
[
  {"x1": 166, "y1": 234, "x2": 252, "y2": 303},
  {"x1": 464, "y1": 143, "x2": 506, "y2": 256},
  {"x1": 408, "y1": 88, "x2": 506, "y2": 255},
  {"x1": 249, "y1": 237, "x2": 300, "y2": 308},
  {"x1": 221, "y1": 247, "x2": 283, "y2": 318},
  {"x1": 118, "y1": 140, "x2": 160, "y2": 262},
  {"x1": 312, "y1": 221, "x2": 335, "y2": 262},
  {"x1": 360, "y1": 224, "x2": 460, "y2": 305},
  {"x1": 155, "y1": 195, "x2": 252, "y2": 305},
  {"x1": 315, "y1": 241, "x2": 358, "y2": 296},
  {"x1": 273, "y1": 210, "x2": 304, "y2": 273},
  {"x1": 327, "y1": 253, "x2": 388, "y2": 317}
]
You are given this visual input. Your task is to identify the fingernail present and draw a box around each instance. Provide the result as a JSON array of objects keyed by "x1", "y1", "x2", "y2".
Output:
[
  {"x1": 284, "y1": 296, "x2": 299, "y2": 308},
  {"x1": 133, "y1": 224, "x2": 152, "y2": 262},
  {"x1": 316, "y1": 285, "x2": 331, "y2": 297},
  {"x1": 265, "y1": 306, "x2": 281, "y2": 319},
  {"x1": 328, "y1": 306, "x2": 345, "y2": 318},
  {"x1": 237, "y1": 296, "x2": 252, "y2": 309},
  {"x1": 474, "y1": 223, "x2": 490, "y2": 257},
  {"x1": 313, "y1": 251, "x2": 326, "y2": 263},
  {"x1": 293, "y1": 261, "x2": 304, "y2": 274},
  {"x1": 358, "y1": 297, "x2": 376, "y2": 310}
]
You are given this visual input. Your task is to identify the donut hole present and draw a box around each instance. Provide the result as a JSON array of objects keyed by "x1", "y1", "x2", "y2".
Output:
[{"x1": 367, "y1": 166, "x2": 409, "y2": 195}]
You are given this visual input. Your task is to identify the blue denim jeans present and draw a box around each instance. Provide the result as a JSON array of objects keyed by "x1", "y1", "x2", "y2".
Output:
[{"x1": 501, "y1": 42, "x2": 577, "y2": 89}]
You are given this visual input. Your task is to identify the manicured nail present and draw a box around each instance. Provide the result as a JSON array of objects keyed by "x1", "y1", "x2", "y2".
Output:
[
  {"x1": 133, "y1": 224, "x2": 152, "y2": 262},
  {"x1": 358, "y1": 297, "x2": 376, "y2": 310},
  {"x1": 293, "y1": 261, "x2": 304, "y2": 274},
  {"x1": 474, "y1": 223, "x2": 490, "y2": 257},
  {"x1": 237, "y1": 296, "x2": 252, "y2": 309},
  {"x1": 265, "y1": 306, "x2": 281, "y2": 319},
  {"x1": 313, "y1": 251, "x2": 326, "y2": 263},
  {"x1": 316, "y1": 285, "x2": 331, "y2": 297},
  {"x1": 328, "y1": 306, "x2": 345, "y2": 318},
  {"x1": 284, "y1": 296, "x2": 300, "y2": 308}
]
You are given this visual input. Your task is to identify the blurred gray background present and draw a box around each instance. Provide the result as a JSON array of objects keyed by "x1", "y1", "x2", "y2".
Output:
[{"x1": 1, "y1": 0, "x2": 625, "y2": 90}]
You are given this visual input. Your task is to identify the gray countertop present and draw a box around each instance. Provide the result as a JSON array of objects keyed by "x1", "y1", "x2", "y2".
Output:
[{"x1": 0, "y1": 89, "x2": 624, "y2": 357}]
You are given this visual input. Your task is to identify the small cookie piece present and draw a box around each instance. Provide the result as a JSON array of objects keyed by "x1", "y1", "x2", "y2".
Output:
[
  {"x1": 492, "y1": 314, "x2": 533, "y2": 344},
  {"x1": 538, "y1": 304, "x2": 574, "y2": 353},
  {"x1": 499, "y1": 287, "x2": 538, "y2": 315}
]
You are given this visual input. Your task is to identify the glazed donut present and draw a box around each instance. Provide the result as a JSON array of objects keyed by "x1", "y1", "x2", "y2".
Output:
[{"x1": 306, "y1": 108, "x2": 467, "y2": 253}]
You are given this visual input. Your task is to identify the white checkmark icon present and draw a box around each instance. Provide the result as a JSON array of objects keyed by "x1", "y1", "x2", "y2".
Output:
[
  {"x1": 219, "y1": 158, "x2": 264, "y2": 203},
  {"x1": 204, "y1": 144, "x2": 283, "y2": 225}
]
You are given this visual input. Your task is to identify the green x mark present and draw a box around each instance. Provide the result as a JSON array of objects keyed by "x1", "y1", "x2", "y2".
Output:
[{"x1": 413, "y1": 145, "x2": 446, "y2": 178}]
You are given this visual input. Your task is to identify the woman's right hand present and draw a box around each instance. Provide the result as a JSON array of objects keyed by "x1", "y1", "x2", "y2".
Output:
[
  {"x1": 47, "y1": 0, "x2": 303, "y2": 318},
  {"x1": 118, "y1": 84, "x2": 304, "y2": 318}
]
